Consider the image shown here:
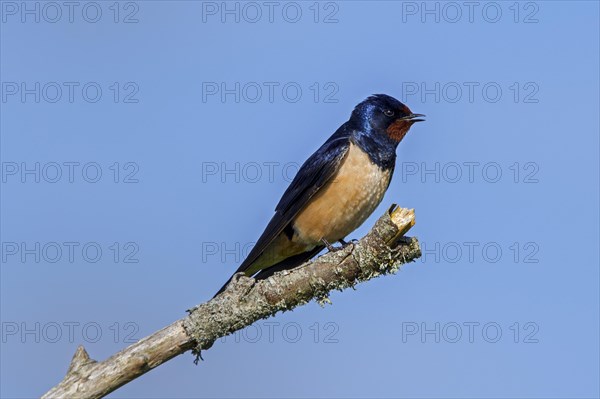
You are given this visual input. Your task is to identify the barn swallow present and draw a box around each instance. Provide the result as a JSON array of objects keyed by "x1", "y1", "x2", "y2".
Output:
[{"x1": 214, "y1": 94, "x2": 424, "y2": 297}]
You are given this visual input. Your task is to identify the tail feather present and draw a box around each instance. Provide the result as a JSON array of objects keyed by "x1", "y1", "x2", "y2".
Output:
[{"x1": 212, "y1": 246, "x2": 324, "y2": 298}]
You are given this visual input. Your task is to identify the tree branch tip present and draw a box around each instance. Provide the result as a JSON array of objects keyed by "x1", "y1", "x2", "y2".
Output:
[
  {"x1": 390, "y1": 206, "x2": 415, "y2": 226},
  {"x1": 67, "y1": 345, "x2": 96, "y2": 374}
]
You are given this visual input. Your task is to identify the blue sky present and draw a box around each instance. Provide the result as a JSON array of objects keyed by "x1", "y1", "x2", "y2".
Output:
[{"x1": 1, "y1": 1, "x2": 599, "y2": 398}]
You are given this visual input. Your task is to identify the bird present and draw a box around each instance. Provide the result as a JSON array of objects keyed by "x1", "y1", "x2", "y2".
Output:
[{"x1": 214, "y1": 94, "x2": 424, "y2": 297}]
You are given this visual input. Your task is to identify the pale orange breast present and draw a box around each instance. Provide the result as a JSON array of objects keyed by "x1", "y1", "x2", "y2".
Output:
[{"x1": 292, "y1": 143, "x2": 392, "y2": 245}]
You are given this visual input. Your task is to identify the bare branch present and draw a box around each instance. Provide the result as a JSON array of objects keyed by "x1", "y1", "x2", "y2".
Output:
[{"x1": 42, "y1": 205, "x2": 421, "y2": 399}]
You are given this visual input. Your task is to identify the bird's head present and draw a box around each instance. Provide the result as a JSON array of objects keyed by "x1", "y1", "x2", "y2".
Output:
[{"x1": 350, "y1": 94, "x2": 425, "y2": 142}]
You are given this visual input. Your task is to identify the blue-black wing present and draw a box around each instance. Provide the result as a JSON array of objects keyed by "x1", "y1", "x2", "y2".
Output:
[{"x1": 214, "y1": 124, "x2": 353, "y2": 295}]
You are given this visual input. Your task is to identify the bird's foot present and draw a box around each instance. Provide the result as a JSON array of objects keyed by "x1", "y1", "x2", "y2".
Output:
[
  {"x1": 322, "y1": 238, "x2": 344, "y2": 252},
  {"x1": 338, "y1": 238, "x2": 359, "y2": 247}
]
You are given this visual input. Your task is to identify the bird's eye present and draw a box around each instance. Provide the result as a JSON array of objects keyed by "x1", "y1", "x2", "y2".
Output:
[{"x1": 384, "y1": 109, "x2": 394, "y2": 117}]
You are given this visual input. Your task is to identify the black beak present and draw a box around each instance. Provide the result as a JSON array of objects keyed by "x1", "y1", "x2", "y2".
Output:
[{"x1": 402, "y1": 113, "x2": 426, "y2": 123}]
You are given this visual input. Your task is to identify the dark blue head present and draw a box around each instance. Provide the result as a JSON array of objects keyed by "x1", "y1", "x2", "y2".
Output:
[{"x1": 350, "y1": 94, "x2": 424, "y2": 143}]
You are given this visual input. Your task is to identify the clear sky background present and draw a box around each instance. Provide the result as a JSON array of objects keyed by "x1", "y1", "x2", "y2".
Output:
[{"x1": 1, "y1": 1, "x2": 599, "y2": 398}]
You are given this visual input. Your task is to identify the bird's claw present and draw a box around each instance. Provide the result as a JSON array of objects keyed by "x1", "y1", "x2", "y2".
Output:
[
  {"x1": 322, "y1": 238, "x2": 344, "y2": 252},
  {"x1": 396, "y1": 236, "x2": 412, "y2": 245},
  {"x1": 322, "y1": 238, "x2": 358, "y2": 252},
  {"x1": 340, "y1": 238, "x2": 359, "y2": 246}
]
